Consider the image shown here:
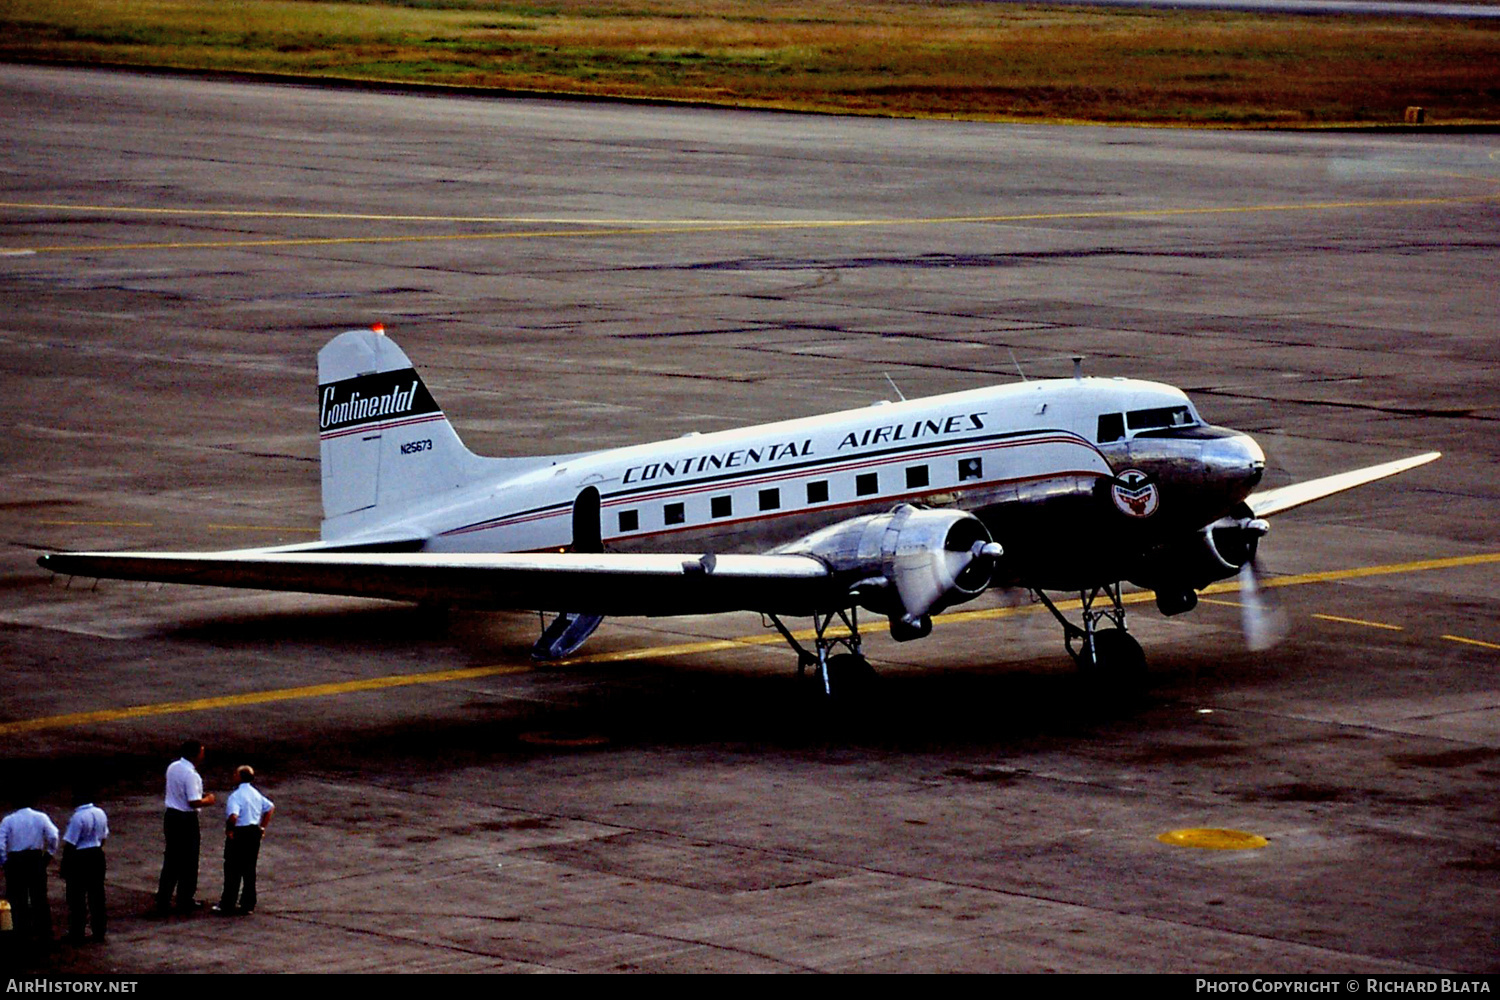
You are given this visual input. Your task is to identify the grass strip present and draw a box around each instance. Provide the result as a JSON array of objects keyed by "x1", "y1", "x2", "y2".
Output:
[{"x1": 1, "y1": 0, "x2": 1497, "y2": 125}]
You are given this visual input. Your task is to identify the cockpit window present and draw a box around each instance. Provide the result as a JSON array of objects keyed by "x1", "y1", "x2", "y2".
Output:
[
  {"x1": 1097, "y1": 412, "x2": 1125, "y2": 443},
  {"x1": 1126, "y1": 405, "x2": 1194, "y2": 431}
]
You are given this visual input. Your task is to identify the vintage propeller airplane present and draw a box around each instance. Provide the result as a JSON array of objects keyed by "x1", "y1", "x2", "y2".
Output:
[{"x1": 39, "y1": 326, "x2": 1438, "y2": 694}]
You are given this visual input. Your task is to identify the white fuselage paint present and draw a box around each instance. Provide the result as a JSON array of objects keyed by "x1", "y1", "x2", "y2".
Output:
[{"x1": 363, "y1": 377, "x2": 1200, "y2": 556}]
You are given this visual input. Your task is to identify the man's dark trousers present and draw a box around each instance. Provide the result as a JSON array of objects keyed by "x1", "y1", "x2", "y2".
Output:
[
  {"x1": 157, "y1": 808, "x2": 199, "y2": 911},
  {"x1": 64, "y1": 846, "x2": 106, "y2": 940},
  {"x1": 4, "y1": 850, "x2": 52, "y2": 942},
  {"x1": 219, "y1": 826, "x2": 263, "y2": 912}
]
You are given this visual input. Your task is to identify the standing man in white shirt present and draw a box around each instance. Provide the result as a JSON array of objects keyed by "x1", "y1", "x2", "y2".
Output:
[
  {"x1": 61, "y1": 786, "x2": 109, "y2": 943},
  {"x1": 0, "y1": 789, "x2": 60, "y2": 947},
  {"x1": 155, "y1": 739, "x2": 214, "y2": 915},
  {"x1": 214, "y1": 765, "x2": 274, "y2": 916}
]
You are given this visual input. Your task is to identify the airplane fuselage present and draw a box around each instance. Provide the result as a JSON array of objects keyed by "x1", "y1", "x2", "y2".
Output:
[{"x1": 353, "y1": 376, "x2": 1265, "y2": 591}]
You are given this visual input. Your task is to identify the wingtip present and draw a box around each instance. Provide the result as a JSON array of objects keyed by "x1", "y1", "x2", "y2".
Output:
[{"x1": 1248, "y1": 449, "x2": 1446, "y2": 520}]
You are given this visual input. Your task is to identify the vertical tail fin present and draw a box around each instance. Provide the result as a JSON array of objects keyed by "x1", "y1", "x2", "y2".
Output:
[{"x1": 317, "y1": 327, "x2": 527, "y2": 540}]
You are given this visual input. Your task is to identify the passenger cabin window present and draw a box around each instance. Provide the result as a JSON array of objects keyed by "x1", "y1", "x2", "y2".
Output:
[
  {"x1": 856, "y1": 472, "x2": 879, "y2": 497},
  {"x1": 807, "y1": 480, "x2": 829, "y2": 504},
  {"x1": 759, "y1": 488, "x2": 780, "y2": 511},
  {"x1": 1126, "y1": 405, "x2": 1193, "y2": 431},
  {"x1": 958, "y1": 457, "x2": 982, "y2": 482},
  {"x1": 710, "y1": 495, "x2": 732, "y2": 518},
  {"x1": 1097, "y1": 413, "x2": 1125, "y2": 443},
  {"x1": 663, "y1": 502, "x2": 685, "y2": 526},
  {"x1": 617, "y1": 509, "x2": 639, "y2": 532},
  {"x1": 906, "y1": 465, "x2": 929, "y2": 489}
]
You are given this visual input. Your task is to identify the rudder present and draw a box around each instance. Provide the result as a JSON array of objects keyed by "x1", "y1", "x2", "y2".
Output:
[{"x1": 317, "y1": 327, "x2": 498, "y2": 538}]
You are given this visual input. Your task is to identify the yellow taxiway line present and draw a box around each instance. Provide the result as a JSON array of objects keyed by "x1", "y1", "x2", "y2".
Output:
[
  {"x1": 41, "y1": 519, "x2": 319, "y2": 535},
  {"x1": 1311, "y1": 613, "x2": 1403, "y2": 631},
  {"x1": 3, "y1": 193, "x2": 1499, "y2": 255},
  {"x1": 4, "y1": 550, "x2": 1496, "y2": 736},
  {"x1": 206, "y1": 524, "x2": 321, "y2": 534},
  {"x1": 936, "y1": 551, "x2": 1500, "y2": 628},
  {"x1": 0, "y1": 666, "x2": 530, "y2": 737},
  {"x1": 4, "y1": 194, "x2": 1497, "y2": 228},
  {"x1": 1443, "y1": 634, "x2": 1500, "y2": 651}
]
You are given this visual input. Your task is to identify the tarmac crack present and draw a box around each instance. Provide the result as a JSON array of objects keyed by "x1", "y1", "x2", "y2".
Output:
[
  {"x1": 1186, "y1": 388, "x2": 1499, "y2": 422},
  {"x1": 270, "y1": 907, "x2": 825, "y2": 972}
]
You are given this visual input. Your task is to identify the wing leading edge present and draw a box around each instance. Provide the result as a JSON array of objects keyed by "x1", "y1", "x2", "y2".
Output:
[
  {"x1": 36, "y1": 550, "x2": 837, "y2": 618},
  {"x1": 1246, "y1": 452, "x2": 1440, "y2": 519},
  {"x1": 38, "y1": 453, "x2": 1441, "y2": 619}
]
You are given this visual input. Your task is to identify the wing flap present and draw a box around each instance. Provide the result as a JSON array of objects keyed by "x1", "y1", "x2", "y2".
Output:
[
  {"x1": 1247, "y1": 451, "x2": 1440, "y2": 519},
  {"x1": 37, "y1": 550, "x2": 837, "y2": 617}
]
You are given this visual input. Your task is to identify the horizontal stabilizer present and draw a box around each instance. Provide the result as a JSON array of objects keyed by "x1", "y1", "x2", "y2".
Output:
[
  {"x1": 253, "y1": 530, "x2": 429, "y2": 555},
  {"x1": 37, "y1": 550, "x2": 836, "y2": 618},
  {"x1": 1247, "y1": 452, "x2": 1440, "y2": 518}
]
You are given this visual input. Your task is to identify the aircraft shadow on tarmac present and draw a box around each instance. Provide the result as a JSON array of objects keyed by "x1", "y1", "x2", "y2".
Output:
[
  {"x1": 163, "y1": 601, "x2": 468, "y2": 644},
  {"x1": 157, "y1": 603, "x2": 1250, "y2": 752}
]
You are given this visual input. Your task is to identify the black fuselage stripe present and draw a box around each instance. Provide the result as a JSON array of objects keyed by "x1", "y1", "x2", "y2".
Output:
[
  {"x1": 616, "y1": 427, "x2": 1091, "y2": 497},
  {"x1": 441, "y1": 428, "x2": 1098, "y2": 538},
  {"x1": 606, "y1": 435, "x2": 1084, "y2": 508},
  {"x1": 595, "y1": 469, "x2": 1108, "y2": 546}
]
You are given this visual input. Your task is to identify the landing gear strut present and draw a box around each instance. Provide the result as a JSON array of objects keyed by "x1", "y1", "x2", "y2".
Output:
[
  {"x1": 766, "y1": 608, "x2": 874, "y2": 698},
  {"x1": 1034, "y1": 583, "x2": 1147, "y2": 681}
]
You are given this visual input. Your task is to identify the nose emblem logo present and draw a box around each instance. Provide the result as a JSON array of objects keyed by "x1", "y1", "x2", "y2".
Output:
[{"x1": 1111, "y1": 469, "x2": 1160, "y2": 518}]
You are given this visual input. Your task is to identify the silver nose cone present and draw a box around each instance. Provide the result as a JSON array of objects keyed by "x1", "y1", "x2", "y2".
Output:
[{"x1": 1204, "y1": 431, "x2": 1266, "y2": 497}]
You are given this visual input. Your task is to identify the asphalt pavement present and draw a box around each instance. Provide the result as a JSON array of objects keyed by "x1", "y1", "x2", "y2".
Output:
[{"x1": 0, "y1": 65, "x2": 1496, "y2": 973}]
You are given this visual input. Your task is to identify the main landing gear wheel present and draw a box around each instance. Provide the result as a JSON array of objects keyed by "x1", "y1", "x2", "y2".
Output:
[
  {"x1": 1078, "y1": 627, "x2": 1146, "y2": 681},
  {"x1": 1034, "y1": 583, "x2": 1149, "y2": 691},
  {"x1": 765, "y1": 608, "x2": 876, "y2": 701},
  {"x1": 822, "y1": 652, "x2": 878, "y2": 702}
]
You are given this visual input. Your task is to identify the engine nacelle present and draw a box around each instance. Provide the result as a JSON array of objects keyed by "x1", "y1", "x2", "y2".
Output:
[
  {"x1": 1130, "y1": 516, "x2": 1269, "y2": 614},
  {"x1": 779, "y1": 505, "x2": 1003, "y2": 634}
]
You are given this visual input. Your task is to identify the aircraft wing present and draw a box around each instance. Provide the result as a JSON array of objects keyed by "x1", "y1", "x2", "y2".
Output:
[
  {"x1": 1246, "y1": 451, "x2": 1440, "y2": 518},
  {"x1": 36, "y1": 549, "x2": 838, "y2": 618}
]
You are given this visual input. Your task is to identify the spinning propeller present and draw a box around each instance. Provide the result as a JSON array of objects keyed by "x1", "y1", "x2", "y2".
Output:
[{"x1": 1232, "y1": 518, "x2": 1286, "y2": 652}]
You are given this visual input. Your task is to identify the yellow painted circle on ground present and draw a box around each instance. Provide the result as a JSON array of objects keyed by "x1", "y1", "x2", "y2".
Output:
[{"x1": 1157, "y1": 828, "x2": 1269, "y2": 850}]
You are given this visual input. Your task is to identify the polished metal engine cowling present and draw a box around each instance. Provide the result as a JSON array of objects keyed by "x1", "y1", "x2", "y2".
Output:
[
  {"x1": 779, "y1": 504, "x2": 1003, "y2": 624},
  {"x1": 1130, "y1": 515, "x2": 1269, "y2": 595}
]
